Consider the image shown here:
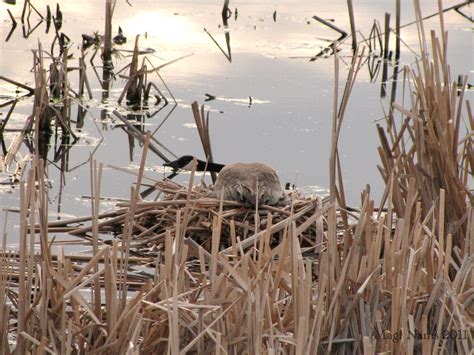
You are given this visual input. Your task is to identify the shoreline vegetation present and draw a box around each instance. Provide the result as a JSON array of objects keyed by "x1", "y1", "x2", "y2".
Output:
[{"x1": 1, "y1": 0, "x2": 473, "y2": 353}]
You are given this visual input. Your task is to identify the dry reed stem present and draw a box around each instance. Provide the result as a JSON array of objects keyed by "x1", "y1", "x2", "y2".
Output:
[{"x1": 191, "y1": 102, "x2": 217, "y2": 183}]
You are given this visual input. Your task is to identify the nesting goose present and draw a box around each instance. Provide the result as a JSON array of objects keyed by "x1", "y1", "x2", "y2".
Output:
[{"x1": 163, "y1": 155, "x2": 286, "y2": 206}]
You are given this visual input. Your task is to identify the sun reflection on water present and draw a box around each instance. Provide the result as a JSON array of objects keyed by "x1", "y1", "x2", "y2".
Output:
[{"x1": 122, "y1": 12, "x2": 205, "y2": 45}]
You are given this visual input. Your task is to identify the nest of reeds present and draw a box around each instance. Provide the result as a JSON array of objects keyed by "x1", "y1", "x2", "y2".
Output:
[{"x1": 68, "y1": 179, "x2": 333, "y2": 261}]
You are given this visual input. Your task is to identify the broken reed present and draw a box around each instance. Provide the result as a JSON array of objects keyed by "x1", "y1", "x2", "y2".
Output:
[
  {"x1": 33, "y1": 42, "x2": 80, "y2": 161},
  {"x1": 0, "y1": 43, "x2": 56, "y2": 172},
  {"x1": 1, "y1": 39, "x2": 90, "y2": 181},
  {"x1": 191, "y1": 102, "x2": 217, "y2": 183},
  {"x1": 347, "y1": 0, "x2": 357, "y2": 51},
  {"x1": 103, "y1": 0, "x2": 116, "y2": 67}
]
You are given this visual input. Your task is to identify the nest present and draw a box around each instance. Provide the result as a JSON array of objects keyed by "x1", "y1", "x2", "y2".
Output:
[{"x1": 68, "y1": 179, "x2": 333, "y2": 260}]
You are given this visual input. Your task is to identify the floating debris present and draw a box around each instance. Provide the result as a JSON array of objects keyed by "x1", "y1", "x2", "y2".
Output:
[
  {"x1": 113, "y1": 26, "x2": 127, "y2": 45},
  {"x1": 204, "y1": 93, "x2": 216, "y2": 101}
]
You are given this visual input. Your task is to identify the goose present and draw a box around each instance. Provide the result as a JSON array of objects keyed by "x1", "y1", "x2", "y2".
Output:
[{"x1": 163, "y1": 155, "x2": 287, "y2": 206}]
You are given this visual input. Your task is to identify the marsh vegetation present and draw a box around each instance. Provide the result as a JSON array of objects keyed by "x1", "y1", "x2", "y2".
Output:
[{"x1": 0, "y1": 0, "x2": 472, "y2": 353}]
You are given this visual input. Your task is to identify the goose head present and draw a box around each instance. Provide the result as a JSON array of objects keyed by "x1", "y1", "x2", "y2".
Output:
[
  {"x1": 163, "y1": 156, "x2": 225, "y2": 172},
  {"x1": 163, "y1": 155, "x2": 195, "y2": 171}
]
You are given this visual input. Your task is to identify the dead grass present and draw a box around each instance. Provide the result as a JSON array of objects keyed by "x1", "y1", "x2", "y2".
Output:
[{"x1": 2, "y1": 153, "x2": 472, "y2": 353}]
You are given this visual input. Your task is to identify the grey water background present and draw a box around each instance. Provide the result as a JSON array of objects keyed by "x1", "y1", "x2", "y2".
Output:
[{"x1": 0, "y1": 0, "x2": 472, "y2": 243}]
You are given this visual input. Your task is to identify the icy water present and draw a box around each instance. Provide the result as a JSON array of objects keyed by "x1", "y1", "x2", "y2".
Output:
[{"x1": 0, "y1": 0, "x2": 472, "y2": 241}]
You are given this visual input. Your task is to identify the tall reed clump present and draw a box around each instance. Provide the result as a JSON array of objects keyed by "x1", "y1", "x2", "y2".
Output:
[{"x1": 377, "y1": 1, "x2": 473, "y2": 250}]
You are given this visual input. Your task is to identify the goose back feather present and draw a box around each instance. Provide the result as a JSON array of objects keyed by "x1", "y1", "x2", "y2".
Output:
[{"x1": 213, "y1": 162, "x2": 284, "y2": 206}]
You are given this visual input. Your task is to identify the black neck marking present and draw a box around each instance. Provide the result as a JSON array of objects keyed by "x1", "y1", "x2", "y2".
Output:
[{"x1": 164, "y1": 156, "x2": 225, "y2": 172}]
